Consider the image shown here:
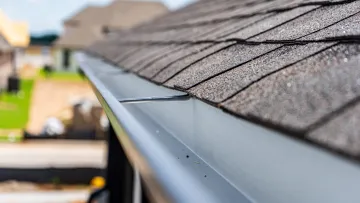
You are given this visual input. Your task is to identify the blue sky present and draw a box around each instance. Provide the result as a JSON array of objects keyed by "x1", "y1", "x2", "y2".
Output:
[{"x1": 0, "y1": 0, "x2": 194, "y2": 34}]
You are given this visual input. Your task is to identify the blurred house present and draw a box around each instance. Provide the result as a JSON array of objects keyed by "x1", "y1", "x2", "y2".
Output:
[
  {"x1": 0, "y1": 9, "x2": 29, "y2": 90},
  {"x1": 22, "y1": 34, "x2": 58, "y2": 69},
  {"x1": 54, "y1": 0, "x2": 168, "y2": 72}
]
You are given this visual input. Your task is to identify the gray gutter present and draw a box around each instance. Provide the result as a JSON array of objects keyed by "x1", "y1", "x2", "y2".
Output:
[{"x1": 78, "y1": 53, "x2": 360, "y2": 203}]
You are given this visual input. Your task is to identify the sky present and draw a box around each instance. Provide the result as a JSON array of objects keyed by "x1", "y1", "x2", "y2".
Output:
[{"x1": 0, "y1": 0, "x2": 194, "y2": 35}]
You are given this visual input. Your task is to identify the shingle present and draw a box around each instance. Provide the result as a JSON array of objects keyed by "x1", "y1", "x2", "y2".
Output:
[
  {"x1": 133, "y1": 6, "x2": 317, "y2": 79},
  {"x1": 204, "y1": 14, "x2": 270, "y2": 40},
  {"x1": 136, "y1": 15, "x2": 270, "y2": 79},
  {"x1": 120, "y1": 19, "x2": 228, "y2": 43},
  {"x1": 303, "y1": 0, "x2": 356, "y2": 2},
  {"x1": 130, "y1": 45, "x2": 187, "y2": 72},
  {"x1": 117, "y1": 27, "x2": 193, "y2": 42},
  {"x1": 166, "y1": 1, "x2": 249, "y2": 21},
  {"x1": 146, "y1": 0, "x2": 265, "y2": 29},
  {"x1": 145, "y1": 0, "x2": 245, "y2": 27},
  {"x1": 153, "y1": 42, "x2": 234, "y2": 84},
  {"x1": 223, "y1": 5, "x2": 318, "y2": 40},
  {"x1": 301, "y1": 11, "x2": 360, "y2": 40},
  {"x1": 103, "y1": 45, "x2": 126, "y2": 62},
  {"x1": 307, "y1": 99, "x2": 360, "y2": 156},
  {"x1": 188, "y1": 42, "x2": 334, "y2": 103},
  {"x1": 222, "y1": 44, "x2": 360, "y2": 131},
  {"x1": 122, "y1": 22, "x2": 232, "y2": 71},
  {"x1": 114, "y1": 46, "x2": 144, "y2": 63},
  {"x1": 138, "y1": 43, "x2": 212, "y2": 78},
  {"x1": 252, "y1": 0, "x2": 360, "y2": 41},
  {"x1": 165, "y1": 0, "x2": 295, "y2": 27},
  {"x1": 121, "y1": 45, "x2": 168, "y2": 70},
  {"x1": 165, "y1": 44, "x2": 279, "y2": 89},
  {"x1": 160, "y1": 3, "x2": 360, "y2": 90}
]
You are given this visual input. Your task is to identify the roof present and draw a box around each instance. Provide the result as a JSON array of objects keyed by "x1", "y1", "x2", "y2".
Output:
[
  {"x1": 64, "y1": 6, "x2": 110, "y2": 27},
  {"x1": 0, "y1": 9, "x2": 29, "y2": 48},
  {"x1": 0, "y1": 34, "x2": 11, "y2": 51},
  {"x1": 104, "y1": 1, "x2": 169, "y2": 30},
  {"x1": 55, "y1": 1, "x2": 168, "y2": 49},
  {"x1": 86, "y1": 0, "x2": 360, "y2": 161},
  {"x1": 55, "y1": 25, "x2": 104, "y2": 49}
]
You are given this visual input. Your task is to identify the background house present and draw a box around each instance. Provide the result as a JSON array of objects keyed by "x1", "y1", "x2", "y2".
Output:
[
  {"x1": 54, "y1": 0, "x2": 168, "y2": 72},
  {"x1": 0, "y1": 9, "x2": 29, "y2": 90},
  {"x1": 22, "y1": 34, "x2": 58, "y2": 70},
  {"x1": 0, "y1": 34, "x2": 12, "y2": 90}
]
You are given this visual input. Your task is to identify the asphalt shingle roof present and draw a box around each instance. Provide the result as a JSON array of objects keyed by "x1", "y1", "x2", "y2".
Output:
[
  {"x1": 56, "y1": 1, "x2": 168, "y2": 48},
  {"x1": 86, "y1": 0, "x2": 360, "y2": 160}
]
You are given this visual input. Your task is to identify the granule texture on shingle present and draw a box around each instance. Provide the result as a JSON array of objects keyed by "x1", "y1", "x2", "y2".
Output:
[
  {"x1": 154, "y1": 42, "x2": 234, "y2": 84},
  {"x1": 165, "y1": 44, "x2": 279, "y2": 89},
  {"x1": 138, "y1": 43, "x2": 213, "y2": 79},
  {"x1": 126, "y1": 22, "x2": 234, "y2": 71},
  {"x1": 120, "y1": 45, "x2": 175, "y2": 69},
  {"x1": 128, "y1": 45, "x2": 189, "y2": 71},
  {"x1": 188, "y1": 42, "x2": 334, "y2": 103},
  {"x1": 122, "y1": 23, "x2": 219, "y2": 42},
  {"x1": 123, "y1": 19, "x2": 228, "y2": 43},
  {"x1": 120, "y1": 45, "x2": 168, "y2": 70},
  {"x1": 153, "y1": 0, "x2": 275, "y2": 28},
  {"x1": 308, "y1": 97, "x2": 360, "y2": 157},
  {"x1": 301, "y1": 12, "x2": 360, "y2": 40},
  {"x1": 138, "y1": 16, "x2": 271, "y2": 78},
  {"x1": 146, "y1": 0, "x2": 249, "y2": 29},
  {"x1": 120, "y1": 22, "x2": 235, "y2": 71},
  {"x1": 224, "y1": 5, "x2": 318, "y2": 40},
  {"x1": 204, "y1": 15, "x2": 270, "y2": 40},
  {"x1": 222, "y1": 44, "x2": 360, "y2": 130},
  {"x1": 252, "y1": 0, "x2": 360, "y2": 41},
  {"x1": 184, "y1": 0, "x2": 278, "y2": 24}
]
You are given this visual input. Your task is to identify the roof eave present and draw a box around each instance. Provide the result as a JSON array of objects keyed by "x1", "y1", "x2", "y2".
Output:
[{"x1": 78, "y1": 52, "x2": 360, "y2": 203}]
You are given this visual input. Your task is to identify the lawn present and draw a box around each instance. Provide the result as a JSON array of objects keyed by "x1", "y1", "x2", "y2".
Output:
[
  {"x1": 0, "y1": 79, "x2": 34, "y2": 129},
  {"x1": 0, "y1": 129, "x2": 23, "y2": 142},
  {"x1": 37, "y1": 69, "x2": 85, "y2": 81},
  {"x1": 0, "y1": 70, "x2": 86, "y2": 141}
]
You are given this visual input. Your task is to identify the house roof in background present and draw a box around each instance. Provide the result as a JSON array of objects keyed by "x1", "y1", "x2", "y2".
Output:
[
  {"x1": 0, "y1": 9, "x2": 29, "y2": 48},
  {"x1": 104, "y1": 1, "x2": 168, "y2": 30},
  {"x1": 55, "y1": 25, "x2": 104, "y2": 49},
  {"x1": 64, "y1": 6, "x2": 110, "y2": 27},
  {"x1": 56, "y1": 0, "x2": 168, "y2": 49},
  {"x1": 86, "y1": 0, "x2": 360, "y2": 161}
]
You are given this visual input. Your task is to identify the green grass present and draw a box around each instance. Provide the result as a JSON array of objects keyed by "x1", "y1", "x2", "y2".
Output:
[
  {"x1": 37, "y1": 69, "x2": 85, "y2": 81},
  {"x1": 0, "y1": 79, "x2": 34, "y2": 129},
  {"x1": 0, "y1": 134, "x2": 23, "y2": 143}
]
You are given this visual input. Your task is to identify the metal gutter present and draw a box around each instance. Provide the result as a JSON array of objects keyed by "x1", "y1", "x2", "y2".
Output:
[
  {"x1": 78, "y1": 53, "x2": 360, "y2": 203},
  {"x1": 78, "y1": 54, "x2": 239, "y2": 203}
]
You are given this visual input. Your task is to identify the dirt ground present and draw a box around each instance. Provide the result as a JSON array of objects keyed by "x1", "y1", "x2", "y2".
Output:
[{"x1": 26, "y1": 80, "x2": 97, "y2": 134}]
